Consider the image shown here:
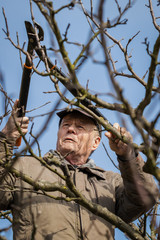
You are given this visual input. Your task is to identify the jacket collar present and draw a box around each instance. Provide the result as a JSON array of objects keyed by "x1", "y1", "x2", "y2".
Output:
[{"x1": 46, "y1": 150, "x2": 106, "y2": 180}]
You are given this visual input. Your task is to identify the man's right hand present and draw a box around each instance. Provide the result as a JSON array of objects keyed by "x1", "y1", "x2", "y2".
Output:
[{"x1": 2, "y1": 99, "x2": 29, "y2": 146}]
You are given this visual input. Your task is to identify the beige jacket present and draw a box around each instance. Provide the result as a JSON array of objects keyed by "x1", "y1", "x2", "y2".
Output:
[{"x1": 0, "y1": 132, "x2": 158, "y2": 240}]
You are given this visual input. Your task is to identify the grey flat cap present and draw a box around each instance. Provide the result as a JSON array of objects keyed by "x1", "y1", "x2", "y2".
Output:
[{"x1": 57, "y1": 108, "x2": 102, "y2": 137}]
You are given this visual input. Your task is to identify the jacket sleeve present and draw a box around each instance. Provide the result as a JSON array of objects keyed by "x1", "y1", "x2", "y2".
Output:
[
  {"x1": 0, "y1": 132, "x2": 15, "y2": 210},
  {"x1": 115, "y1": 153, "x2": 158, "y2": 223}
]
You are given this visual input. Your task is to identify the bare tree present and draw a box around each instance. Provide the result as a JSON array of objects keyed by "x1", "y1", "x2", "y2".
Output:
[{"x1": 0, "y1": 0, "x2": 160, "y2": 239}]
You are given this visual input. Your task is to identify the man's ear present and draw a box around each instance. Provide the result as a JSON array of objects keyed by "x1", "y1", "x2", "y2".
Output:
[{"x1": 92, "y1": 136, "x2": 101, "y2": 151}]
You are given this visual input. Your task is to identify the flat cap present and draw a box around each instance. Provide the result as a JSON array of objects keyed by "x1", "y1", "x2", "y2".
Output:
[{"x1": 57, "y1": 108, "x2": 102, "y2": 137}]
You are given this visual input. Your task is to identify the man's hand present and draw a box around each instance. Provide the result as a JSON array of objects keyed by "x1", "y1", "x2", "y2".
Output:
[
  {"x1": 2, "y1": 99, "x2": 29, "y2": 146},
  {"x1": 105, "y1": 123, "x2": 134, "y2": 159}
]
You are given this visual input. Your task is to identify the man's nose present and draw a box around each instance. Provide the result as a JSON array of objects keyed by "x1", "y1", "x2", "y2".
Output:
[{"x1": 67, "y1": 124, "x2": 76, "y2": 133}]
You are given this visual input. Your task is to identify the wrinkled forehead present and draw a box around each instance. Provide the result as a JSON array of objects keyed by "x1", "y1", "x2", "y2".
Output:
[{"x1": 60, "y1": 112, "x2": 97, "y2": 126}]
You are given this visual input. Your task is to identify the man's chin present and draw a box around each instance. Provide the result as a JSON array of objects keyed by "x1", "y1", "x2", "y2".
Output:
[{"x1": 59, "y1": 148, "x2": 75, "y2": 157}]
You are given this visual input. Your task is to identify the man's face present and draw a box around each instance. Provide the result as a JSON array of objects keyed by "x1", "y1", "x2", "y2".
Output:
[{"x1": 56, "y1": 112, "x2": 100, "y2": 164}]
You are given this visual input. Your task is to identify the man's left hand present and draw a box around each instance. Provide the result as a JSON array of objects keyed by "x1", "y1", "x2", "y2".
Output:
[{"x1": 105, "y1": 123, "x2": 134, "y2": 159}]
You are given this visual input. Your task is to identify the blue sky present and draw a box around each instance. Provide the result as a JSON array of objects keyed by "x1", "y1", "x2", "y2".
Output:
[{"x1": 0, "y1": 0, "x2": 159, "y2": 239}]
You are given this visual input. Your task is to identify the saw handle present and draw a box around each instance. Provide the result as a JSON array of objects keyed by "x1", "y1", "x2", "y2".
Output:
[{"x1": 16, "y1": 136, "x2": 22, "y2": 147}]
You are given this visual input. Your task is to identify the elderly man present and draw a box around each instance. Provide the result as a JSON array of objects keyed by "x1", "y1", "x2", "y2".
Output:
[{"x1": 0, "y1": 100, "x2": 158, "y2": 240}]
